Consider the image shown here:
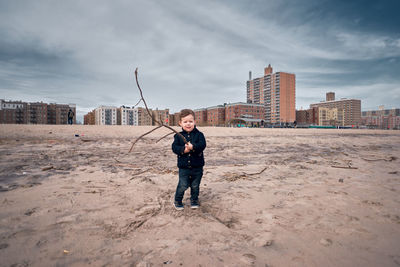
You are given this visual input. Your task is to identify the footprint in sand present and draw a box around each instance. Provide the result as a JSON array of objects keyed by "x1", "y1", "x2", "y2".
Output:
[
  {"x1": 320, "y1": 238, "x2": 333, "y2": 246},
  {"x1": 241, "y1": 253, "x2": 256, "y2": 264}
]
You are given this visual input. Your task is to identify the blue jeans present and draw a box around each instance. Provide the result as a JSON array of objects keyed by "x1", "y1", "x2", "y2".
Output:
[{"x1": 174, "y1": 167, "x2": 203, "y2": 203}]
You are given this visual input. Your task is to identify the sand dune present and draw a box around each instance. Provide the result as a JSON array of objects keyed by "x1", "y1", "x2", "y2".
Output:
[{"x1": 0, "y1": 125, "x2": 399, "y2": 266}]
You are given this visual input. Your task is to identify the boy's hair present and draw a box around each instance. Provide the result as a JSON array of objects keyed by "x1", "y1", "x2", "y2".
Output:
[{"x1": 179, "y1": 109, "x2": 195, "y2": 121}]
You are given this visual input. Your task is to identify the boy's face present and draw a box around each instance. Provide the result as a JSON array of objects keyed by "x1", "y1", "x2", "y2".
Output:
[{"x1": 179, "y1": 114, "x2": 195, "y2": 132}]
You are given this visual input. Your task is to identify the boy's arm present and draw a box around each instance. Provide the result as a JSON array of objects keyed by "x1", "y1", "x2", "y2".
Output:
[
  {"x1": 191, "y1": 132, "x2": 206, "y2": 154},
  {"x1": 171, "y1": 134, "x2": 185, "y2": 155}
]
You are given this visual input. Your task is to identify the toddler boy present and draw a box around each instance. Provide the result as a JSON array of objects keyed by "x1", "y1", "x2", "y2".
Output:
[{"x1": 171, "y1": 109, "x2": 206, "y2": 210}]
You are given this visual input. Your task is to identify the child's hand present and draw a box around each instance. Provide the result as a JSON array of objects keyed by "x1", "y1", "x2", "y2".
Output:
[
  {"x1": 184, "y1": 145, "x2": 190, "y2": 153},
  {"x1": 187, "y1": 142, "x2": 193, "y2": 151},
  {"x1": 184, "y1": 142, "x2": 193, "y2": 153}
]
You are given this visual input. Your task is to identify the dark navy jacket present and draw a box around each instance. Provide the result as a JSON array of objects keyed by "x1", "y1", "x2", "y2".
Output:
[{"x1": 172, "y1": 127, "x2": 206, "y2": 169}]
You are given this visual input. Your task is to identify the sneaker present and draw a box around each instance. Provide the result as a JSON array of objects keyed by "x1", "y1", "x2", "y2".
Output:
[
  {"x1": 174, "y1": 201, "x2": 184, "y2": 211},
  {"x1": 191, "y1": 200, "x2": 199, "y2": 209}
]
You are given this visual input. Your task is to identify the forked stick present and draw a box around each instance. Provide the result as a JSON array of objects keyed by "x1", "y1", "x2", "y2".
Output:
[{"x1": 129, "y1": 68, "x2": 187, "y2": 152}]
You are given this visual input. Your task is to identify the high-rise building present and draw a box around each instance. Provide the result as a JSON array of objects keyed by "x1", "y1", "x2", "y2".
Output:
[
  {"x1": 310, "y1": 92, "x2": 361, "y2": 126},
  {"x1": 247, "y1": 64, "x2": 296, "y2": 125}
]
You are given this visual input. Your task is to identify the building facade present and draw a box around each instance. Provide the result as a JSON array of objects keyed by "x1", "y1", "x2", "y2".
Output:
[
  {"x1": 318, "y1": 107, "x2": 344, "y2": 126},
  {"x1": 296, "y1": 108, "x2": 318, "y2": 126},
  {"x1": 361, "y1": 107, "x2": 400, "y2": 129},
  {"x1": 120, "y1": 106, "x2": 138, "y2": 125},
  {"x1": 0, "y1": 99, "x2": 75, "y2": 124},
  {"x1": 87, "y1": 106, "x2": 170, "y2": 126},
  {"x1": 0, "y1": 100, "x2": 27, "y2": 124},
  {"x1": 206, "y1": 105, "x2": 225, "y2": 126},
  {"x1": 169, "y1": 112, "x2": 180, "y2": 127},
  {"x1": 95, "y1": 106, "x2": 118, "y2": 125},
  {"x1": 310, "y1": 92, "x2": 361, "y2": 126},
  {"x1": 137, "y1": 107, "x2": 153, "y2": 126},
  {"x1": 225, "y1": 102, "x2": 265, "y2": 127},
  {"x1": 47, "y1": 103, "x2": 75, "y2": 125},
  {"x1": 84, "y1": 110, "x2": 95, "y2": 125},
  {"x1": 152, "y1": 109, "x2": 169, "y2": 125},
  {"x1": 247, "y1": 64, "x2": 296, "y2": 125},
  {"x1": 296, "y1": 106, "x2": 344, "y2": 127},
  {"x1": 194, "y1": 108, "x2": 207, "y2": 126},
  {"x1": 28, "y1": 102, "x2": 48, "y2": 124}
]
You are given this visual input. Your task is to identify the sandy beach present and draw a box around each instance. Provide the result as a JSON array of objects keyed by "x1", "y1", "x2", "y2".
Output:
[{"x1": 0, "y1": 125, "x2": 399, "y2": 266}]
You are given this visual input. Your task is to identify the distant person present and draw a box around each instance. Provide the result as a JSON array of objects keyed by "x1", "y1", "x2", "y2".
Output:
[
  {"x1": 171, "y1": 109, "x2": 206, "y2": 210},
  {"x1": 68, "y1": 109, "x2": 74, "y2": 125}
]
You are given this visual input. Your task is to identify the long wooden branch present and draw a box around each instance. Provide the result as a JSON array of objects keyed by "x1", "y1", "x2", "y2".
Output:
[{"x1": 129, "y1": 68, "x2": 188, "y2": 152}]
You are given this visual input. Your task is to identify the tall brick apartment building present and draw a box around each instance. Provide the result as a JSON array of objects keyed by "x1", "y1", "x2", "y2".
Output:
[{"x1": 247, "y1": 64, "x2": 296, "y2": 125}]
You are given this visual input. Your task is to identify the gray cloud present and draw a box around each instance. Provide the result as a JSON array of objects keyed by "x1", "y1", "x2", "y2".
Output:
[{"x1": 0, "y1": 0, "x2": 399, "y2": 122}]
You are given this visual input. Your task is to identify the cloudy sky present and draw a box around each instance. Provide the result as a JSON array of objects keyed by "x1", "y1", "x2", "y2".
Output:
[{"x1": 1, "y1": 0, "x2": 399, "y2": 122}]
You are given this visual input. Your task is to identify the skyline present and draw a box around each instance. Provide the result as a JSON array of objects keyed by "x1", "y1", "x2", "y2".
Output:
[{"x1": 1, "y1": 0, "x2": 399, "y2": 122}]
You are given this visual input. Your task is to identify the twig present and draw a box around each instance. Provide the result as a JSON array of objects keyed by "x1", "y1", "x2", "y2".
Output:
[
  {"x1": 361, "y1": 156, "x2": 397, "y2": 162},
  {"x1": 113, "y1": 163, "x2": 138, "y2": 168},
  {"x1": 247, "y1": 166, "x2": 268, "y2": 176},
  {"x1": 224, "y1": 166, "x2": 268, "y2": 182},
  {"x1": 42, "y1": 166, "x2": 54, "y2": 171},
  {"x1": 161, "y1": 124, "x2": 187, "y2": 142},
  {"x1": 132, "y1": 98, "x2": 142, "y2": 108},
  {"x1": 129, "y1": 125, "x2": 163, "y2": 152},
  {"x1": 156, "y1": 132, "x2": 174, "y2": 143},
  {"x1": 130, "y1": 169, "x2": 152, "y2": 180},
  {"x1": 331, "y1": 166, "x2": 358, "y2": 169}
]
